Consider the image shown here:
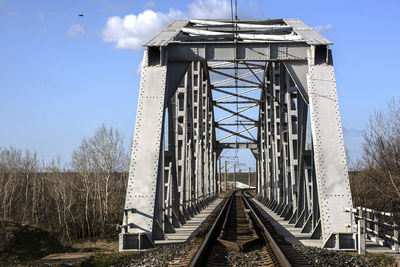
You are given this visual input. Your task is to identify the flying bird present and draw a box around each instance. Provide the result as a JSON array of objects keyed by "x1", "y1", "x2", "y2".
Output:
[{"x1": 78, "y1": 14, "x2": 84, "y2": 17}]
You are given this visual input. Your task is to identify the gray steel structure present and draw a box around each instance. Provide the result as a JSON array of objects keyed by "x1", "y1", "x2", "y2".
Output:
[{"x1": 120, "y1": 19, "x2": 355, "y2": 251}]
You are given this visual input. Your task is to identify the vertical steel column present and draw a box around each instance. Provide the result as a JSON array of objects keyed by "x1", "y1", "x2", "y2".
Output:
[
  {"x1": 267, "y1": 63, "x2": 280, "y2": 208},
  {"x1": 201, "y1": 65, "x2": 210, "y2": 199},
  {"x1": 273, "y1": 62, "x2": 284, "y2": 207},
  {"x1": 284, "y1": 71, "x2": 299, "y2": 219},
  {"x1": 287, "y1": 87, "x2": 308, "y2": 227},
  {"x1": 192, "y1": 61, "x2": 205, "y2": 208},
  {"x1": 166, "y1": 99, "x2": 180, "y2": 231},
  {"x1": 307, "y1": 46, "x2": 354, "y2": 248},
  {"x1": 258, "y1": 87, "x2": 267, "y2": 199},
  {"x1": 174, "y1": 72, "x2": 191, "y2": 222},
  {"x1": 278, "y1": 63, "x2": 289, "y2": 215},
  {"x1": 206, "y1": 62, "x2": 217, "y2": 197},
  {"x1": 120, "y1": 50, "x2": 168, "y2": 250},
  {"x1": 185, "y1": 65, "x2": 197, "y2": 216},
  {"x1": 265, "y1": 64, "x2": 274, "y2": 202}
]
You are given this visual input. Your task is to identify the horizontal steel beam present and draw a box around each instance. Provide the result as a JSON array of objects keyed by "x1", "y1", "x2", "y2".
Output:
[
  {"x1": 214, "y1": 85, "x2": 259, "y2": 88},
  {"x1": 217, "y1": 122, "x2": 258, "y2": 126},
  {"x1": 215, "y1": 101, "x2": 257, "y2": 104},
  {"x1": 208, "y1": 66, "x2": 264, "y2": 70},
  {"x1": 190, "y1": 19, "x2": 285, "y2": 25},
  {"x1": 216, "y1": 125, "x2": 257, "y2": 142},
  {"x1": 217, "y1": 142, "x2": 258, "y2": 149},
  {"x1": 167, "y1": 43, "x2": 308, "y2": 61},
  {"x1": 212, "y1": 87, "x2": 259, "y2": 102},
  {"x1": 181, "y1": 28, "x2": 302, "y2": 41},
  {"x1": 211, "y1": 69, "x2": 263, "y2": 86},
  {"x1": 183, "y1": 26, "x2": 292, "y2": 34},
  {"x1": 190, "y1": 19, "x2": 290, "y2": 29},
  {"x1": 214, "y1": 103, "x2": 258, "y2": 123},
  {"x1": 215, "y1": 87, "x2": 260, "y2": 102},
  {"x1": 209, "y1": 69, "x2": 260, "y2": 86}
]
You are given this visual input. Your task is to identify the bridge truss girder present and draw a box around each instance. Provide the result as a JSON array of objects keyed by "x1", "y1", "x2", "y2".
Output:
[{"x1": 120, "y1": 19, "x2": 355, "y2": 251}]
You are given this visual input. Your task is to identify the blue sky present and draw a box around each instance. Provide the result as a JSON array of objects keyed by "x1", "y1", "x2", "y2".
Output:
[{"x1": 0, "y1": 0, "x2": 399, "y2": 169}]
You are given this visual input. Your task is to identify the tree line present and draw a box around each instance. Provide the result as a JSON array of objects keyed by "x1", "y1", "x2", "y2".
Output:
[
  {"x1": 0, "y1": 124, "x2": 129, "y2": 243},
  {"x1": 350, "y1": 97, "x2": 400, "y2": 212}
]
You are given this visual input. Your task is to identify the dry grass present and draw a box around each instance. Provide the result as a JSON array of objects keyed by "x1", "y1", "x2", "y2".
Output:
[{"x1": 71, "y1": 239, "x2": 119, "y2": 252}]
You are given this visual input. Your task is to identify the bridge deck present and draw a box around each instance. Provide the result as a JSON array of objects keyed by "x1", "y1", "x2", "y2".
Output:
[
  {"x1": 155, "y1": 197, "x2": 224, "y2": 245},
  {"x1": 251, "y1": 198, "x2": 323, "y2": 247}
]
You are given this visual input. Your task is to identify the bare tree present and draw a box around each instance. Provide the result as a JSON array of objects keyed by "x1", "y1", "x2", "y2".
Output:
[
  {"x1": 352, "y1": 97, "x2": 400, "y2": 211},
  {"x1": 89, "y1": 125, "x2": 128, "y2": 221},
  {"x1": 0, "y1": 124, "x2": 129, "y2": 243},
  {"x1": 71, "y1": 124, "x2": 129, "y2": 237}
]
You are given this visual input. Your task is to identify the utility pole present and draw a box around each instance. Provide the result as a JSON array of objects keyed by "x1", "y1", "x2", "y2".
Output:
[
  {"x1": 218, "y1": 157, "x2": 222, "y2": 193},
  {"x1": 248, "y1": 167, "x2": 251, "y2": 188},
  {"x1": 224, "y1": 160, "x2": 227, "y2": 191},
  {"x1": 234, "y1": 164, "x2": 236, "y2": 189}
]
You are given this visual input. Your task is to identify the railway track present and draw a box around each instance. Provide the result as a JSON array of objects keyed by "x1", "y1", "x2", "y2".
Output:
[
  {"x1": 189, "y1": 189, "x2": 294, "y2": 267},
  {"x1": 169, "y1": 190, "x2": 311, "y2": 266}
]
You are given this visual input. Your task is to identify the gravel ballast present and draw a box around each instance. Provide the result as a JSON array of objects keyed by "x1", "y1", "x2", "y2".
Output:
[{"x1": 297, "y1": 245, "x2": 396, "y2": 267}]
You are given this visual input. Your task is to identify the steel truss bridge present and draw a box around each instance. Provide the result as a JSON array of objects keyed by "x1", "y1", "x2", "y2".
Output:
[{"x1": 120, "y1": 19, "x2": 355, "y2": 250}]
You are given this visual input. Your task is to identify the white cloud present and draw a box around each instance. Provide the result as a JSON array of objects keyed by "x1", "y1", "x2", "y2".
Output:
[
  {"x1": 188, "y1": 0, "x2": 231, "y2": 19},
  {"x1": 102, "y1": 0, "x2": 232, "y2": 50},
  {"x1": 313, "y1": 24, "x2": 334, "y2": 34},
  {"x1": 68, "y1": 24, "x2": 85, "y2": 38},
  {"x1": 102, "y1": 9, "x2": 183, "y2": 50}
]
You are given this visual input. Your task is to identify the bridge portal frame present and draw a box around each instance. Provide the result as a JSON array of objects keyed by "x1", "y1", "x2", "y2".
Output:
[{"x1": 120, "y1": 19, "x2": 355, "y2": 251}]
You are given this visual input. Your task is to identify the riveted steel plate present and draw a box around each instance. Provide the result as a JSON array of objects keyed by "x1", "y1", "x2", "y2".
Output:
[
  {"x1": 123, "y1": 66, "x2": 167, "y2": 234},
  {"x1": 307, "y1": 63, "x2": 353, "y2": 240}
]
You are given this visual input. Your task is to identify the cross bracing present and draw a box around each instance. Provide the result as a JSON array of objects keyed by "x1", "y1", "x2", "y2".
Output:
[{"x1": 120, "y1": 19, "x2": 355, "y2": 251}]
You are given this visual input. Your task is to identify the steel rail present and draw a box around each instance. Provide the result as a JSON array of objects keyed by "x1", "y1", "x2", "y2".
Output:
[
  {"x1": 190, "y1": 190, "x2": 292, "y2": 267},
  {"x1": 242, "y1": 191, "x2": 292, "y2": 267},
  {"x1": 189, "y1": 191, "x2": 234, "y2": 267}
]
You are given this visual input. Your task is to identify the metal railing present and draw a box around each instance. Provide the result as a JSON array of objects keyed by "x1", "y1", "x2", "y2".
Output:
[{"x1": 351, "y1": 206, "x2": 399, "y2": 252}]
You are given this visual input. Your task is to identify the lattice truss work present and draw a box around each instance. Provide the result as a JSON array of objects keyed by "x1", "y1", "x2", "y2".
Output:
[{"x1": 120, "y1": 19, "x2": 355, "y2": 250}]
